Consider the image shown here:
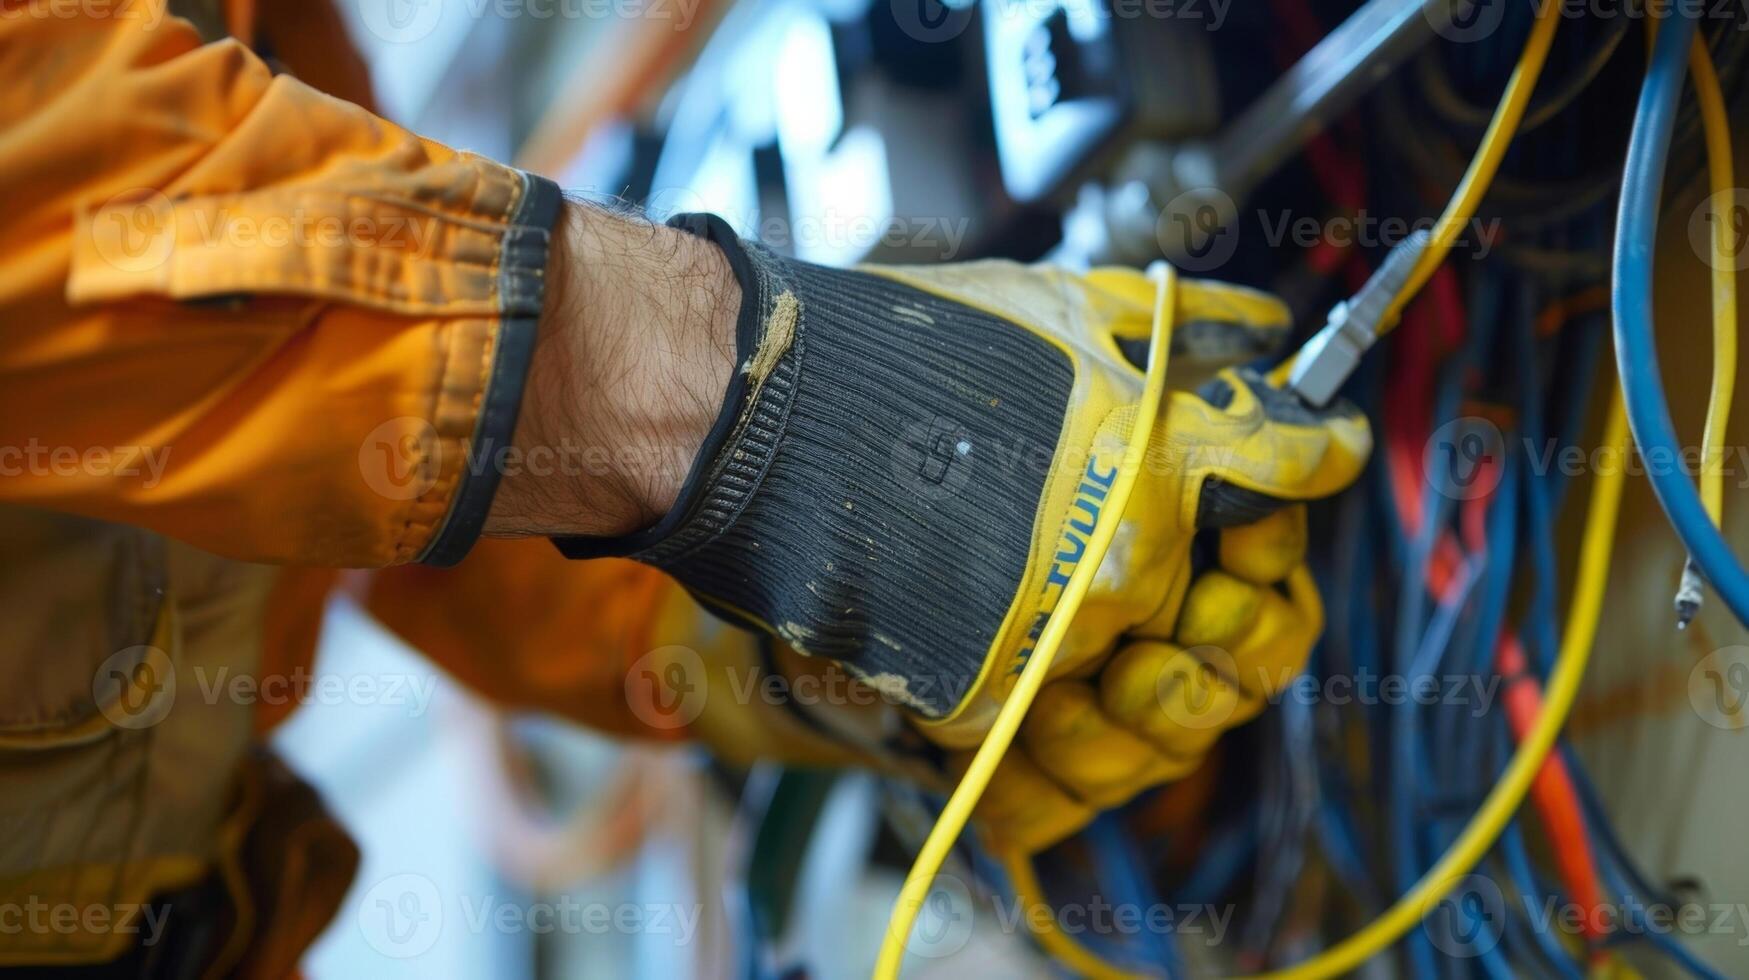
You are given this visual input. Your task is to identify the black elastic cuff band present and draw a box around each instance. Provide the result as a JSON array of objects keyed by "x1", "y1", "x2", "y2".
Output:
[{"x1": 551, "y1": 213, "x2": 766, "y2": 558}]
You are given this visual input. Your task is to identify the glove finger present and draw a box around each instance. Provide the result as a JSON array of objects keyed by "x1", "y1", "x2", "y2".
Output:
[
  {"x1": 1176, "y1": 368, "x2": 1372, "y2": 529},
  {"x1": 1099, "y1": 640, "x2": 1240, "y2": 760},
  {"x1": 1175, "y1": 276, "x2": 1293, "y2": 333},
  {"x1": 1176, "y1": 568, "x2": 1321, "y2": 707},
  {"x1": 953, "y1": 746, "x2": 1094, "y2": 854},
  {"x1": 1219, "y1": 506, "x2": 1308, "y2": 586},
  {"x1": 1174, "y1": 569, "x2": 1262, "y2": 649},
  {"x1": 1196, "y1": 365, "x2": 1368, "y2": 428},
  {"x1": 1083, "y1": 268, "x2": 1291, "y2": 366},
  {"x1": 1019, "y1": 681, "x2": 1183, "y2": 809}
]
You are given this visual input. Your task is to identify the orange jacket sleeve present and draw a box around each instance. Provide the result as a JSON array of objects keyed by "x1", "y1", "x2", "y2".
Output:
[
  {"x1": 0, "y1": 2, "x2": 559, "y2": 566},
  {"x1": 362, "y1": 540, "x2": 883, "y2": 769},
  {"x1": 362, "y1": 539, "x2": 689, "y2": 740}
]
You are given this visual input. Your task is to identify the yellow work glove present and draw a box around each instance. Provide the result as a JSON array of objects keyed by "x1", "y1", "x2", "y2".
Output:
[
  {"x1": 556, "y1": 214, "x2": 1371, "y2": 851},
  {"x1": 969, "y1": 505, "x2": 1332, "y2": 852}
]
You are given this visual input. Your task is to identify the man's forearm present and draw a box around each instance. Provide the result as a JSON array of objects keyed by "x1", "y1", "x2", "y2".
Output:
[{"x1": 485, "y1": 202, "x2": 740, "y2": 538}]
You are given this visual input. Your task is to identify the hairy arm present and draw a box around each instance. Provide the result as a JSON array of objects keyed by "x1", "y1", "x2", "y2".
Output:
[{"x1": 486, "y1": 202, "x2": 740, "y2": 538}]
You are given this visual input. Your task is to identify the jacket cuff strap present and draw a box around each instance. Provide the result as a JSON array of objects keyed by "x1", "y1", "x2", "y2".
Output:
[{"x1": 418, "y1": 171, "x2": 562, "y2": 566}]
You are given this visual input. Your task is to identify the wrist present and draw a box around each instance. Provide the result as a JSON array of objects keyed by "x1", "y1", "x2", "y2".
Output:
[{"x1": 485, "y1": 200, "x2": 740, "y2": 537}]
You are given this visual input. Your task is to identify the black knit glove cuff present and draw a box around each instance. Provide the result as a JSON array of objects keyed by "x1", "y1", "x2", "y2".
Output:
[{"x1": 553, "y1": 214, "x2": 1073, "y2": 717}]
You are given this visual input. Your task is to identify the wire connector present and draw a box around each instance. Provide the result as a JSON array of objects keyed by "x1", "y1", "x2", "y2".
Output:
[
  {"x1": 1289, "y1": 229, "x2": 1432, "y2": 407},
  {"x1": 1676, "y1": 558, "x2": 1704, "y2": 630}
]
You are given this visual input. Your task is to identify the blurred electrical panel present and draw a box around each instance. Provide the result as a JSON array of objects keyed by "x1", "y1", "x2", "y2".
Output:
[{"x1": 571, "y1": 0, "x2": 1219, "y2": 265}]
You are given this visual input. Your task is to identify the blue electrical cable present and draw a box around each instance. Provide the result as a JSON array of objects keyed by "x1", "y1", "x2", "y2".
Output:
[
  {"x1": 1347, "y1": 488, "x2": 1385, "y2": 745},
  {"x1": 1444, "y1": 271, "x2": 1511, "y2": 786},
  {"x1": 1497, "y1": 806, "x2": 1585, "y2": 979},
  {"x1": 1455, "y1": 452, "x2": 1519, "y2": 790},
  {"x1": 1407, "y1": 564, "x2": 1480, "y2": 693},
  {"x1": 1313, "y1": 795, "x2": 1375, "y2": 902},
  {"x1": 1175, "y1": 809, "x2": 1258, "y2": 909},
  {"x1": 1393, "y1": 290, "x2": 1506, "y2": 976},
  {"x1": 1416, "y1": 280, "x2": 1599, "y2": 978},
  {"x1": 1543, "y1": 309, "x2": 1606, "y2": 515},
  {"x1": 1087, "y1": 814, "x2": 1184, "y2": 977},
  {"x1": 1391, "y1": 428, "x2": 1455, "y2": 980},
  {"x1": 1613, "y1": 7, "x2": 1749, "y2": 626},
  {"x1": 1287, "y1": 14, "x2": 1749, "y2": 978},
  {"x1": 1515, "y1": 283, "x2": 1565, "y2": 677}
]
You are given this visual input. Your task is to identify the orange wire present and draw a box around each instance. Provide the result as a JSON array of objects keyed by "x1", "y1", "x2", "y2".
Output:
[
  {"x1": 1496, "y1": 635, "x2": 1608, "y2": 947},
  {"x1": 1534, "y1": 285, "x2": 1611, "y2": 338}
]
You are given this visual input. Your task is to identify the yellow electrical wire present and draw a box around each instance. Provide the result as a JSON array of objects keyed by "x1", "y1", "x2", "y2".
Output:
[
  {"x1": 1377, "y1": 0, "x2": 1563, "y2": 332},
  {"x1": 1689, "y1": 35, "x2": 1736, "y2": 536},
  {"x1": 872, "y1": 264, "x2": 1180, "y2": 980}
]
